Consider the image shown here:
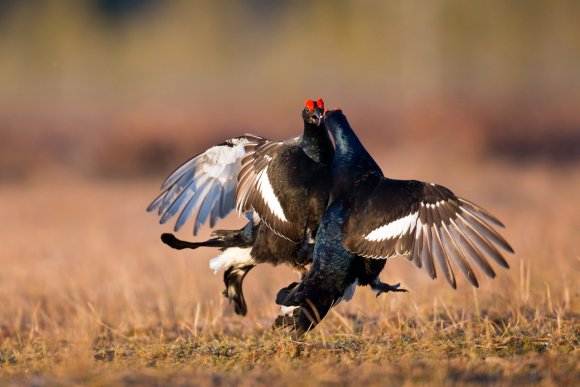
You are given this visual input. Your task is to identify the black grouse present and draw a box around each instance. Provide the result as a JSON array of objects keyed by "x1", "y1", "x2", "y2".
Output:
[
  {"x1": 275, "y1": 108, "x2": 514, "y2": 335},
  {"x1": 148, "y1": 99, "x2": 334, "y2": 316}
]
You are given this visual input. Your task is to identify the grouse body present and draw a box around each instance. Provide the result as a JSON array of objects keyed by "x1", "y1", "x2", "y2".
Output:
[
  {"x1": 148, "y1": 99, "x2": 334, "y2": 315},
  {"x1": 275, "y1": 108, "x2": 514, "y2": 335}
]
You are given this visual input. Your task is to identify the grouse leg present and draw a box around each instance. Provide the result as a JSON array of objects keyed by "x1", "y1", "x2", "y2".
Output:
[{"x1": 223, "y1": 264, "x2": 256, "y2": 316}]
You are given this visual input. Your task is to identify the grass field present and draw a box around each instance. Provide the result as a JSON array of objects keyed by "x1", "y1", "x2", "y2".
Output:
[{"x1": 0, "y1": 155, "x2": 578, "y2": 386}]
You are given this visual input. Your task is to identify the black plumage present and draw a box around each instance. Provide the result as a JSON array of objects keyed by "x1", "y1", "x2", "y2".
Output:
[
  {"x1": 275, "y1": 109, "x2": 514, "y2": 335},
  {"x1": 149, "y1": 99, "x2": 334, "y2": 315}
]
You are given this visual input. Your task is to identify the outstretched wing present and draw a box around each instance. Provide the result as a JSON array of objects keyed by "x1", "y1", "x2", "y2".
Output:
[
  {"x1": 342, "y1": 179, "x2": 514, "y2": 288},
  {"x1": 147, "y1": 135, "x2": 263, "y2": 235},
  {"x1": 236, "y1": 137, "x2": 326, "y2": 242}
]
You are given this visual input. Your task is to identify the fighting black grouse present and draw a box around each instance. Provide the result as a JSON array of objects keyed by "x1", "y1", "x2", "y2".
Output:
[
  {"x1": 276, "y1": 108, "x2": 514, "y2": 335},
  {"x1": 148, "y1": 99, "x2": 334, "y2": 316}
]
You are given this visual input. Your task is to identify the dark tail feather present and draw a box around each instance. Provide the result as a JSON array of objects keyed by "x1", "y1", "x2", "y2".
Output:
[
  {"x1": 160, "y1": 220, "x2": 257, "y2": 251},
  {"x1": 161, "y1": 233, "x2": 224, "y2": 250},
  {"x1": 223, "y1": 264, "x2": 255, "y2": 316}
]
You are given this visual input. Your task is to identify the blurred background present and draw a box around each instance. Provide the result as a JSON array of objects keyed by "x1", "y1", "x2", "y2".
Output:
[
  {"x1": 0, "y1": 0, "x2": 578, "y2": 346},
  {"x1": 1, "y1": 0, "x2": 579, "y2": 179}
]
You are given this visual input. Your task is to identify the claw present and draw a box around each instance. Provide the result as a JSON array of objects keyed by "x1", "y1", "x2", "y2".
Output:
[{"x1": 374, "y1": 282, "x2": 408, "y2": 297}]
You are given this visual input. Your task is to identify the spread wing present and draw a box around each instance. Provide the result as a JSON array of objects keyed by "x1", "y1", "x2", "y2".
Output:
[
  {"x1": 147, "y1": 135, "x2": 263, "y2": 235},
  {"x1": 236, "y1": 137, "x2": 323, "y2": 242},
  {"x1": 342, "y1": 179, "x2": 514, "y2": 288}
]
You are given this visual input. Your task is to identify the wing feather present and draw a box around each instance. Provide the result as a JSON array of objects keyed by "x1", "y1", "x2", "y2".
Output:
[
  {"x1": 147, "y1": 192, "x2": 165, "y2": 213},
  {"x1": 175, "y1": 178, "x2": 212, "y2": 232},
  {"x1": 459, "y1": 197, "x2": 505, "y2": 228},
  {"x1": 440, "y1": 223, "x2": 478, "y2": 287},
  {"x1": 159, "y1": 175, "x2": 205, "y2": 224},
  {"x1": 432, "y1": 225, "x2": 457, "y2": 288},
  {"x1": 421, "y1": 225, "x2": 436, "y2": 279},
  {"x1": 458, "y1": 211, "x2": 514, "y2": 254},
  {"x1": 448, "y1": 220, "x2": 497, "y2": 278},
  {"x1": 157, "y1": 167, "x2": 197, "y2": 215},
  {"x1": 409, "y1": 224, "x2": 423, "y2": 268},
  {"x1": 194, "y1": 183, "x2": 222, "y2": 234},
  {"x1": 210, "y1": 188, "x2": 226, "y2": 228},
  {"x1": 342, "y1": 179, "x2": 513, "y2": 288},
  {"x1": 148, "y1": 135, "x2": 262, "y2": 235},
  {"x1": 455, "y1": 216, "x2": 510, "y2": 269}
]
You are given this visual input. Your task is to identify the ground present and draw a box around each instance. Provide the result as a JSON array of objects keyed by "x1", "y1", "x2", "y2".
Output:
[{"x1": 0, "y1": 156, "x2": 578, "y2": 386}]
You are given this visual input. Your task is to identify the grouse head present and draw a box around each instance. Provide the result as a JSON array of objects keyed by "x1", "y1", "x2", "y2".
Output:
[
  {"x1": 322, "y1": 107, "x2": 346, "y2": 132},
  {"x1": 302, "y1": 98, "x2": 325, "y2": 126}
]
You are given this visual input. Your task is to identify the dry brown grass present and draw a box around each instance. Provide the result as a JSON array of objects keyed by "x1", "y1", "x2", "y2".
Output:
[{"x1": 0, "y1": 154, "x2": 578, "y2": 386}]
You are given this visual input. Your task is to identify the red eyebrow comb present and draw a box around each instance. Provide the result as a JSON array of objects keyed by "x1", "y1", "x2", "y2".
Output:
[
  {"x1": 305, "y1": 99, "x2": 315, "y2": 111},
  {"x1": 316, "y1": 98, "x2": 324, "y2": 109}
]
